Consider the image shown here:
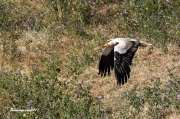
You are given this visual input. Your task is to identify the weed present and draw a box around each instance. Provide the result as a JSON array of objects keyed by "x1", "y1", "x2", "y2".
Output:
[{"x1": 0, "y1": 57, "x2": 104, "y2": 118}]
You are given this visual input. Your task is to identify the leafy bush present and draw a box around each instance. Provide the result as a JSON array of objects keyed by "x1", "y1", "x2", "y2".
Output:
[
  {"x1": 0, "y1": 57, "x2": 104, "y2": 118},
  {"x1": 0, "y1": 2, "x2": 45, "y2": 32}
]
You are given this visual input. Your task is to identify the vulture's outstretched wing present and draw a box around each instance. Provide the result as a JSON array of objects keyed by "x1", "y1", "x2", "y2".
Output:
[
  {"x1": 98, "y1": 47, "x2": 114, "y2": 76},
  {"x1": 114, "y1": 41, "x2": 140, "y2": 85}
]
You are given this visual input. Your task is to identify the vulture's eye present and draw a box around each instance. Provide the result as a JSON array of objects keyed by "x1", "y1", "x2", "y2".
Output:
[
  {"x1": 106, "y1": 40, "x2": 111, "y2": 43},
  {"x1": 115, "y1": 42, "x2": 119, "y2": 45}
]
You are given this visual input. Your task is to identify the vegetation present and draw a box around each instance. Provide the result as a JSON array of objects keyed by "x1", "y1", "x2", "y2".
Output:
[
  {"x1": 119, "y1": 72, "x2": 180, "y2": 119},
  {"x1": 0, "y1": 0, "x2": 179, "y2": 118}
]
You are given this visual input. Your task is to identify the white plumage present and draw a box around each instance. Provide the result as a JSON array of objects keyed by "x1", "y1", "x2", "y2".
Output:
[{"x1": 98, "y1": 38, "x2": 152, "y2": 85}]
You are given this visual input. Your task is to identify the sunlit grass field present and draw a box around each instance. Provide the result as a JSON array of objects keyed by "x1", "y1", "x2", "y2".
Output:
[{"x1": 0, "y1": 0, "x2": 180, "y2": 118}]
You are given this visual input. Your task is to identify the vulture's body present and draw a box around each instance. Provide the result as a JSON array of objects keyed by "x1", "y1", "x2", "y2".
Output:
[{"x1": 98, "y1": 38, "x2": 152, "y2": 85}]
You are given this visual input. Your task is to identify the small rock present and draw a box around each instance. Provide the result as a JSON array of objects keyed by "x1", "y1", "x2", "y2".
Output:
[
  {"x1": 98, "y1": 95, "x2": 104, "y2": 99},
  {"x1": 176, "y1": 40, "x2": 180, "y2": 47}
]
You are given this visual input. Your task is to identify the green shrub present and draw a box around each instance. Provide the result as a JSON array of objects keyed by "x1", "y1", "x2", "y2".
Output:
[
  {"x1": 0, "y1": 2, "x2": 45, "y2": 32},
  {"x1": 0, "y1": 57, "x2": 104, "y2": 118}
]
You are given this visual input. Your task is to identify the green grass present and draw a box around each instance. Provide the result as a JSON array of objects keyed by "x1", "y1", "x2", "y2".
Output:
[
  {"x1": 0, "y1": 57, "x2": 104, "y2": 118},
  {"x1": 0, "y1": 0, "x2": 180, "y2": 118}
]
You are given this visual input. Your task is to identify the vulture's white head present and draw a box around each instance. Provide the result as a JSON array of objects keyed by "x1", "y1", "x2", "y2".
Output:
[{"x1": 103, "y1": 40, "x2": 119, "y2": 48}]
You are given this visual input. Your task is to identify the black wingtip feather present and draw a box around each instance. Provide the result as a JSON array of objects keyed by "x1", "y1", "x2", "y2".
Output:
[
  {"x1": 98, "y1": 49, "x2": 114, "y2": 77},
  {"x1": 114, "y1": 40, "x2": 139, "y2": 85}
]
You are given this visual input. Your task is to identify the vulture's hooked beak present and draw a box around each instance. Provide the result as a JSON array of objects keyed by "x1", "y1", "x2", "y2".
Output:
[{"x1": 103, "y1": 43, "x2": 111, "y2": 47}]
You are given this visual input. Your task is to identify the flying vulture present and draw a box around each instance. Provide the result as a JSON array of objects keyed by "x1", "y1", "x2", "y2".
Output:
[{"x1": 98, "y1": 38, "x2": 152, "y2": 85}]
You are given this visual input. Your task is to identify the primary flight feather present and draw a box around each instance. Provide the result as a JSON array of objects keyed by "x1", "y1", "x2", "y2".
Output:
[{"x1": 98, "y1": 38, "x2": 152, "y2": 85}]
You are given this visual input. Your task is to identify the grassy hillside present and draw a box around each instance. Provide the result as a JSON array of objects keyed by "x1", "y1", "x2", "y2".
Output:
[{"x1": 0, "y1": 0, "x2": 180, "y2": 118}]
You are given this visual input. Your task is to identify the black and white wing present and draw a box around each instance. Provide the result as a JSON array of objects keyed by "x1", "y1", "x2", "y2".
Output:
[
  {"x1": 114, "y1": 41, "x2": 140, "y2": 85},
  {"x1": 98, "y1": 47, "x2": 114, "y2": 76}
]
